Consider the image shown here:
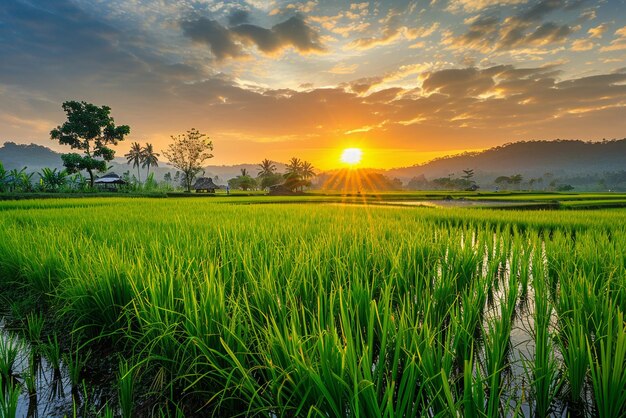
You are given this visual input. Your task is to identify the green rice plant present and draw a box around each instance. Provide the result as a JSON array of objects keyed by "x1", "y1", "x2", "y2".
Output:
[
  {"x1": 462, "y1": 356, "x2": 486, "y2": 418},
  {"x1": 588, "y1": 308, "x2": 626, "y2": 418},
  {"x1": 63, "y1": 347, "x2": 91, "y2": 389},
  {"x1": 0, "y1": 334, "x2": 21, "y2": 379},
  {"x1": 0, "y1": 198, "x2": 625, "y2": 415},
  {"x1": 118, "y1": 359, "x2": 136, "y2": 418},
  {"x1": 527, "y1": 251, "x2": 562, "y2": 417},
  {"x1": 557, "y1": 313, "x2": 588, "y2": 407},
  {"x1": 25, "y1": 311, "x2": 44, "y2": 344},
  {"x1": 41, "y1": 333, "x2": 62, "y2": 378},
  {"x1": 0, "y1": 375, "x2": 20, "y2": 418}
]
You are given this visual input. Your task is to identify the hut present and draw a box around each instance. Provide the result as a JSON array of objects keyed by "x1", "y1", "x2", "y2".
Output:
[
  {"x1": 268, "y1": 184, "x2": 299, "y2": 196},
  {"x1": 193, "y1": 177, "x2": 219, "y2": 193},
  {"x1": 94, "y1": 173, "x2": 126, "y2": 190}
]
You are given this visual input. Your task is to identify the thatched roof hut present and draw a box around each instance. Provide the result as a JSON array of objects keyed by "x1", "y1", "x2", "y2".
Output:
[
  {"x1": 94, "y1": 173, "x2": 126, "y2": 190},
  {"x1": 193, "y1": 177, "x2": 219, "y2": 193}
]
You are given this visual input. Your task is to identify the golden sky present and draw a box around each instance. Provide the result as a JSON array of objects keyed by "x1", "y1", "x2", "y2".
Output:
[{"x1": 1, "y1": 0, "x2": 626, "y2": 169}]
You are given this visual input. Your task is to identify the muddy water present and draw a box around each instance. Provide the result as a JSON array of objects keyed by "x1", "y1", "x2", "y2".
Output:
[
  {"x1": 0, "y1": 319, "x2": 73, "y2": 417},
  {"x1": 0, "y1": 315, "x2": 113, "y2": 418}
]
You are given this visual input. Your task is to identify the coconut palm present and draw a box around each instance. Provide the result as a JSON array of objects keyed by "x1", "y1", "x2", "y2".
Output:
[
  {"x1": 258, "y1": 159, "x2": 276, "y2": 177},
  {"x1": 240, "y1": 168, "x2": 249, "y2": 177},
  {"x1": 285, "y1": 157, "x2": 302, "y2": 176},
  {"x1": 301, "y1": 161, "x2": 315, "y2": 180},
  {"x1": 141, "y1": 143, "x2": 160, "y2": 178},
  {"x1": 125, "y1": 142, "x2": 143, "y2": 183}
]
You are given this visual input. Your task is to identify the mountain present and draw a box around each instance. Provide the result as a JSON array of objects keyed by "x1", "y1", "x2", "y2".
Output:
[
  {"x1": 0, "y1": 142, "x2": 63, "y2": 171},
  {"x1": 2, "y1": 139, "x2": 624, "y2": 186},
  {"x1": 385, "y1": 139, "x2": 626, "y2": 182}
]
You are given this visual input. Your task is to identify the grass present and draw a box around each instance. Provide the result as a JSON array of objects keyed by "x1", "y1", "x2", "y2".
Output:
[{"x1": 0, "y1": 197, "x2": 624, "y2": 416}]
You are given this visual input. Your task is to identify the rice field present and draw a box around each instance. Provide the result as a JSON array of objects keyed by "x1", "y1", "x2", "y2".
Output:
[{"x1": 0, "y1": 198, "x2": 625, "y2": 417}]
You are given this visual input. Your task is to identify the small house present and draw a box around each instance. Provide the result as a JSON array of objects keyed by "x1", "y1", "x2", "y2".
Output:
[
  {"x1": 94, "y1": 173, "x2": 126, "y2": 190},
  {"x1": 193, "y1": 177, "x2": 219, "y2": 193}
]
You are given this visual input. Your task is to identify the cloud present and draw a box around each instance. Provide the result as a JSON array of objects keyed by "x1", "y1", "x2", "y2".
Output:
[
  {"x1": 182, "y1": 18, "x2": 245, "y2": 60},
  {"x1": 181, "y1": 16, "x2": 324, "y2": 60},
  {"x1": 348, "y1": 10, "x2": 438, "y2": 50},
  {"x1": 328, "y1": 63, "x2": 359, "y2": 75},
  {"x1": 588, "y1": 23, "x2": 608, "y2": 38},
  {"x1": 445, "y1": 1, "x2": 580, "y2": 53},
  {"x1": 446, "y1": 0, "x2": 528, "y2": 13},
  {"x1": 228, "y1": 9, "x2": 251, "y2": 26},
  {"x1": 571, "y1": 38, "x2": 594, "y2": 51},
  {"x1": 601, "y1": 26, "x2": 626, "y2": 52}
]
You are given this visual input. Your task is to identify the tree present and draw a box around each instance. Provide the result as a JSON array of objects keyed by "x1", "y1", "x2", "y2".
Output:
[
  {"x1": 125, "y1": 142, "x2": 143, "y2": 184},
  {"x1": 0, "y1": 162, "x2": 7, "y2": 192},
  {"x1": 495, "y1": 176, "x2": 511, "y2": 188},
  {"x1": 258, "y1": 159, "x2": 277, "y2": 177},
  {"x1": 163, "y1": 128, "x2": 213, "y2": 192},
  {"x1": 51, "y1": 101, "x2": 130, "y2": 188},
  {"x1": 285, "y1": 157, "x2": 303, "y2": 176},
  {"x1": 229, "y1": 174, "x2": 257, "y2": 191},
  {"x1": 38, "y1": 168, "x2": 68, "y2": 192},
  {"x1": 141, "y1": 143, "x2": 160, "y2": 178},
  {"x1": 510, "y1": 174, "x2": 523, "y2": 190},
  {"x1": 462, "y1": 169, "x2": 475, "y2": 182},
  {"x1": 301, "y1": 161, "x2": 315, "y2": 181}
]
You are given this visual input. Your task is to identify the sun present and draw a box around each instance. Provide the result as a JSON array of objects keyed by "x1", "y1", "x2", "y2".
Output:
[{"x1": 340, "y1": 148, "x2": 362, "y2": 165}]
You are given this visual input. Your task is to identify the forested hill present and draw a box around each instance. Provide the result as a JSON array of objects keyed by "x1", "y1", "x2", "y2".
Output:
[
  {"x1": 0, "y1": 142, "x2": 62, "y2": 171},
  {"x1": 386, "y1": 139, "x2": 626, "y2": 180}
]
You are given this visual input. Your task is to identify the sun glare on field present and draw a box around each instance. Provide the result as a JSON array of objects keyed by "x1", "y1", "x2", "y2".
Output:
[{"x1": 340, "y1": 148, "x2": 362, "y2": 165}]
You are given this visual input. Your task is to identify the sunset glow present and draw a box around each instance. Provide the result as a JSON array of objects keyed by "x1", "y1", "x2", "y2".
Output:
[
  {"x1": 340, "y1": 148, "x2": 363, "y2": 166},
  {"x1": 1, "y1": 1, "x2": 625, "y2": 169}
]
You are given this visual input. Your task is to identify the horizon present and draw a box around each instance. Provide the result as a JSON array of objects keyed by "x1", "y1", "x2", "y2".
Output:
[{"x1": 1, "y1": 1, "x2": 626, "y2": 170}]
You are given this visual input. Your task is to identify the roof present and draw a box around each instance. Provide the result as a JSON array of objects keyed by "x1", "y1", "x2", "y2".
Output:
[
  {"x1": 94, "y1": 173, "x2": 126, "y2": 184},
  {"x1": 193, "y1": 177, "x2": 219, "y2": 189}
]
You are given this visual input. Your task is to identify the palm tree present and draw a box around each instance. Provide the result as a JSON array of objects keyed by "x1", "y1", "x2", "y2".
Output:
[
  {"x1": 301, "y1": 161, "x2": 315, "y2": 180},
  {"x1": 141, "y1": 143, "x2": 160, "y2": 178},
  {"x1": 258, "y1": 159, "x2": 276, "y2": 177},
  {"x1": 286, "y1": 157, "x2": 302, "y2": 176},
  {"x1": 125, "y1": 142, "x2": 143, "y2": 183},
  {"x1": 240, "y1": 168, "x2": 249, "y2": 177}
]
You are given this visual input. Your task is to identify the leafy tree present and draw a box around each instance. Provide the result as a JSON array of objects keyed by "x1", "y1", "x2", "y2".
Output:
[
  {"x1": 125, "y1": 142, "x2": 144, "y2": 184},
  {"x1": 495, "y1": 176, "x2": 511, "y2": 188},
  {"x1": 163, "y1": 128, "x2": 213, "y2": 192},
  {"x1": 0, "y1": 162, "x2": 7, "y2": 192},
  {"x1": 510, "y1": 174, "x2": 523, "y2": 189},
  {"x1": 141, "y1": 143, "x2": 160, "y2": 178},
  {"x1": 163, "y1": 172, "x2": 172, "y2": 183},
  {"x1": 50, "y1": 101, "x2": 130, "y2": 188},
  {"x1": 38, "y1": 168, "x2": 68, "y2": 192},
  {"x1": 229, "y1": 174, "x2": 257, "y2": 191},
  {"x1": 260, "y1": 172, "x2": 283, "y2": 190}
]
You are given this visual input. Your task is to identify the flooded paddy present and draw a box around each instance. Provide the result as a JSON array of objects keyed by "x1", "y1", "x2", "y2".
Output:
[{"x1": 0, "y1": 198, "x2": 624, "y2": 416}]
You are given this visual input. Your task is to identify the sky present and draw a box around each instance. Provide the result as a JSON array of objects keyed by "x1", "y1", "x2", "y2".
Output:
[{"x1": 1, "y1": 0, "x2": 625, "y2": 169}]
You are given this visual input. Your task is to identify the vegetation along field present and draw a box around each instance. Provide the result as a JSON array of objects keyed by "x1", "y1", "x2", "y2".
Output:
[{"x1": 0, "y1": 197, "x2": 624, "y2": 417}]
